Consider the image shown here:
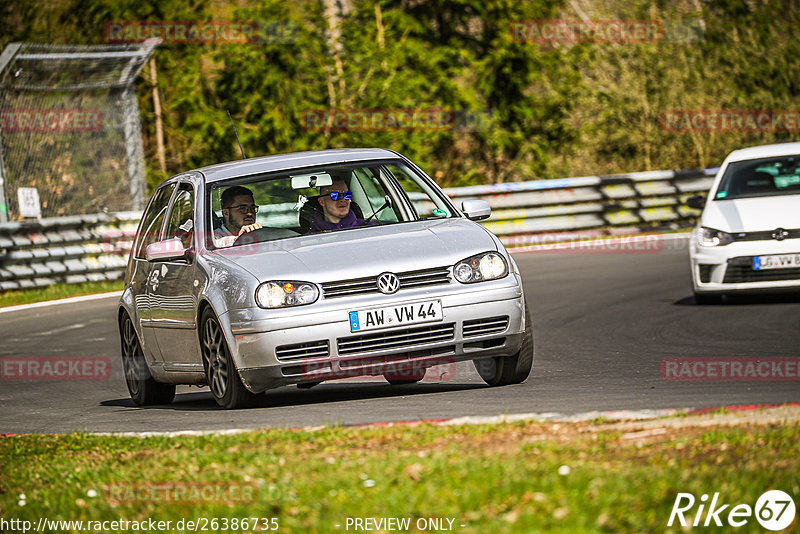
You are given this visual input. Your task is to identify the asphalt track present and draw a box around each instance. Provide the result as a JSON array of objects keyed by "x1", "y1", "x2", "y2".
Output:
[{"x1": 1, "y1": 238, "x2": 799, "y2": 434}]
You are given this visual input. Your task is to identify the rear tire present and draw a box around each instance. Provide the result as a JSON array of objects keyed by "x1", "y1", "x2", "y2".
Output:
[
  {"x1": 475, "y1": 303, "x2": 533, "y2": 386},
  {"x1": 200, "y1": 308, "x2": 260, "y2": 409},
  {"x1": 120, "y1": 315, "x2": 175, "y2": 406}
]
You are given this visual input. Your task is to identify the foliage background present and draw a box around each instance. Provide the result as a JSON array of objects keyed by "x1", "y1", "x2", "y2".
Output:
[{"x1": 2, "y1": 0, "x2": 800, "y2": 193}]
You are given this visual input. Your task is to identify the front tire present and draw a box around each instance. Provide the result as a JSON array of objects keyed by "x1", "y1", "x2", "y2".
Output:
[
  {"x1": 200, "y1": 308, "x2": 260, "y2": 409},
  {"x1": 475, "y1": 303, "x2": 534, "y2": 386},
  {"x1": 120, "y1": 315, "x2": 175, "y2": 406}
]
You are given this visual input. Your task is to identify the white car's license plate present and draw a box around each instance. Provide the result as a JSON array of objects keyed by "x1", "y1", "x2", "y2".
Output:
[
  {"x1": 753, "y1": 253, "x2": 800, "y2": 270},
  {"x1": 349, "y1": 300, "x2": 443, "y2": 332}
]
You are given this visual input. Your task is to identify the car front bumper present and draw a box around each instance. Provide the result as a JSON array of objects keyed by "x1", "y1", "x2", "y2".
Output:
[
  {"x1": 222, "y1": 276, "x2": 527, "y2": 392},
  {"x1": 690, "y1": 237, "x2": 800, "y2": 294}
]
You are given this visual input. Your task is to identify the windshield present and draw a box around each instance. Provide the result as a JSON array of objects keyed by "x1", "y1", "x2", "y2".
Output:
[
  {"x1": 207, "y1": 160, "x2": 456, "y2": 249},
  {"x1": 714, "y1": 155, "x2": 800, "y2": 200}
]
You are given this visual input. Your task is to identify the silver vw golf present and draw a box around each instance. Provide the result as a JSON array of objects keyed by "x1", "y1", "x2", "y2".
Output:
[{"x1": 118, "y1": 149, "x2": 532, "y2": 408}]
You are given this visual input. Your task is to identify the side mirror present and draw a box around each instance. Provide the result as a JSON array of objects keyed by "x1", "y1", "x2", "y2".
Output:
[
  {"x1": 461, "y1": 199, "x2": 492, "y2": 221},
  {"x1": 145, "y1": 238, "x2": 189, "y2": 262},
  {"x1": 686, "y1": 194, "x2": 706, "y2": 210}
]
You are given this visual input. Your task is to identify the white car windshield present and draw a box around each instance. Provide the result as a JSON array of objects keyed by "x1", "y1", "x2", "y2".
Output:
[
  {"x1": 714, "y1": 155, "x2": 800, "y2": 200},
  {"x1": 208, "y1": 160, "x2": 455, "y2": 248}
]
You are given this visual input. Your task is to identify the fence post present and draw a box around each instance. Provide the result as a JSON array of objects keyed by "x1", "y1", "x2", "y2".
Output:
[{"x1": 0, "y1": 43, "x2": 23, "y2": 223}]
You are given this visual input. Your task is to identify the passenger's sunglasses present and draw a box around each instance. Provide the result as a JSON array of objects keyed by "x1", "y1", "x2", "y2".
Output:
[
  {"x1": 327, "y1": 191, "x2": 353, "y2": 201},
  {"x1": 224, "y1": 204, "x2": 259, "y2": 214}
]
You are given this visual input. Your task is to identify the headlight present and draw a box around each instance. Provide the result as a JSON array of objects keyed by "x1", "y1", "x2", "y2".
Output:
[
  {"x1": 255, "y1": 281, "x2": 319, "y2": 308},
  {"x1": 697, "y1": 227, "x2": 734, "y2": 247},
  {"x1": 454, "y1": 252, "x2": 508, "y2": 283}
]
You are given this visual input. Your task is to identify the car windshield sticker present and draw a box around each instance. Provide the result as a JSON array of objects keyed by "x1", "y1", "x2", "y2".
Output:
[
  {"x1": 433, "y1": 208, "x2": 447, "y2": 217},
  {"x1": 293, "y1": 195, "x2": 308, "y2": 211},
  {"x1": 716, "y1": 191, "x2": 728, "y2": 198},
  {"x1": 179, "y1": 219, "x2": 193, "y2": 232}
]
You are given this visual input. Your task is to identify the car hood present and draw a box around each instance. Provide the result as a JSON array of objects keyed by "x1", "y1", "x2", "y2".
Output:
[
  {"x1": 211, "y1": 218, "x2": 499, "y2": 282},
  {"x1": 701, "y1": 196, "x2": 800, "y2": 233}
]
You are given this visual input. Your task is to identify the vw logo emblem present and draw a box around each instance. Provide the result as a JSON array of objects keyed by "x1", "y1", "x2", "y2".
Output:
[
  {"x1": 376, "y1": 272, "x2": 400, "y2": 294},
  {"x1": 772, "y1": 228, "x2": 789, "y2": 241}
]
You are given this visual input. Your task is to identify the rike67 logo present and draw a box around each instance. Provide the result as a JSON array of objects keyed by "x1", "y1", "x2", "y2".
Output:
[{"x1": 668, "y1": 490, "x2": 796, "y2": 531}]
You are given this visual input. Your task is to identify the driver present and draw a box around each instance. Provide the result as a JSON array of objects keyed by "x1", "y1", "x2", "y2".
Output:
[
  {"x1": 309, "y1": 180, "x2": 367, "y2": 231},
  {"x1": 214, "y1": 185, "x2": 262, "y2": 247}
]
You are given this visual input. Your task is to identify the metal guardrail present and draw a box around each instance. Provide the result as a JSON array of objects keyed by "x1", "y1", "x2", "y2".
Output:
[
  {"x1": 443, "y1": 168, "x2": 717, "y2": 248},
  {"x1": 0, "y1": 168, "x2": 717, "y2": 291},
  {"x1": 0, "y1": 212, "x2": 139, "y2": 290}
]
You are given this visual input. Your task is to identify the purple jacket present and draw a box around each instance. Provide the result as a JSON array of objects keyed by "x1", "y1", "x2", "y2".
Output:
[{"x1": 309, "y1": 209, "x2": 367, "y2": 231}]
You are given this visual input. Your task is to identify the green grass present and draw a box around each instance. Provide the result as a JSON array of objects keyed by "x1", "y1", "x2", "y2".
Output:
[
  {"x1": 2, "y1": 420, "x2": 798, "y2": 533},
  {"x1": 0, "y1": 280, "x2": 122, "y2": 308}
]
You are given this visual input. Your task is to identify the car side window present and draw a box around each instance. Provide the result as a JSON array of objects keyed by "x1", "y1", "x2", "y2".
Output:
[
  {"x1": 385, "y1": 164, "x2": 454, "y2": 219},
  {"x1": 164, "y1": 183, "x2": 195, "y2": 250},
  {"x1": 351, "y1": 167, "x2": 398, "y2": 223},
  {"x1": 134, "y1": 183, "x2": 176, "y2": 258}
]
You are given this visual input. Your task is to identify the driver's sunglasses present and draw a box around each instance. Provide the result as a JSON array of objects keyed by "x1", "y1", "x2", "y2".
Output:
[
  {"x1": 327, "y1": 191, "x2": 353, "y2": 201},
  {"x1": 225, "y1": 204, "x2": 259, "y2": 214}
]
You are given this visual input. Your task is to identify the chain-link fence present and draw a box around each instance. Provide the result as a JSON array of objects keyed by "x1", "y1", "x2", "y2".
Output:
[{"x1": 0, "y1": 41, "x2": 158, "y2": 222}]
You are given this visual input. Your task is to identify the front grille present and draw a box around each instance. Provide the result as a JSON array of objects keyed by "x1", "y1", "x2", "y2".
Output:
[
  {"x1": 730, "y1": 228, "x2": 800, "y2": 242},
  {"x1": 322, "y1": 266, "x2": 450, "y2": 298},
  {"x1": 463, "y1": 316, "x2": 509, "y2": 338},
  {"x1": 275, "y1": 340, "x2": 329, "y2": 361},
  {"x1": 723, "y1": 257, "x2": 800, "y2": 283},
  {"x1": 337, "y1": 322, "x2": 455, "y2": 356}
]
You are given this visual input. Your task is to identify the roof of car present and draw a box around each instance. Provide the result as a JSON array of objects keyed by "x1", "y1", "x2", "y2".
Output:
[
  {"x1": 725, "y1": 142, "x2": 800, "y2": 163},
  {"x1": 194, "y1": 148, "x2": 401, "y2": 183}
]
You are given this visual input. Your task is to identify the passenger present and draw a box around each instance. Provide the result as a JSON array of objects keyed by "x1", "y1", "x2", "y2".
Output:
[
  {"x1": 214, "y1": 185, "x2": 262, "y2": 247},
  {"x1": 309, "y1": 180, "x2": 367, "y2": 231}
]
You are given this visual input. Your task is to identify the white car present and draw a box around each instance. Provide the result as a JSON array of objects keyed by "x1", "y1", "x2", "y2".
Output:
[{"x1": 688, "y1": 142, "x2": 800, "y2": 303}]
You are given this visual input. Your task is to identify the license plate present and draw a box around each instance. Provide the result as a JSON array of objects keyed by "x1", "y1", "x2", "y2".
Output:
[
  {"x1": 349, "y1": 300, "x2": 443, "y2": 332},
  {"x1": 753, "y1": 253, "x2": 800, "y2": 270}
]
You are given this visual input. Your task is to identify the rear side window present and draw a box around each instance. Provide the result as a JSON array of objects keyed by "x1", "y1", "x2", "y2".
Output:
[
  {"x1": 134, "y1": 184, "x2": 175, "y2": 258},
  {"x1": 164, "y1": 183, "x2": 195, "y2": 249}
]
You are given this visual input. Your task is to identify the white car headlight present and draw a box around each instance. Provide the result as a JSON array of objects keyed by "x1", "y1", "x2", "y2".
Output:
[
  {"x1": 255, "y1": 281, "x2": 319, "y2": 308},
  {"x1": 698, "y1": 227, "x2": 734, "y2": 247},
  {"x1": 454, "y1": 252, "x2": 508, "y2": 283}
]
